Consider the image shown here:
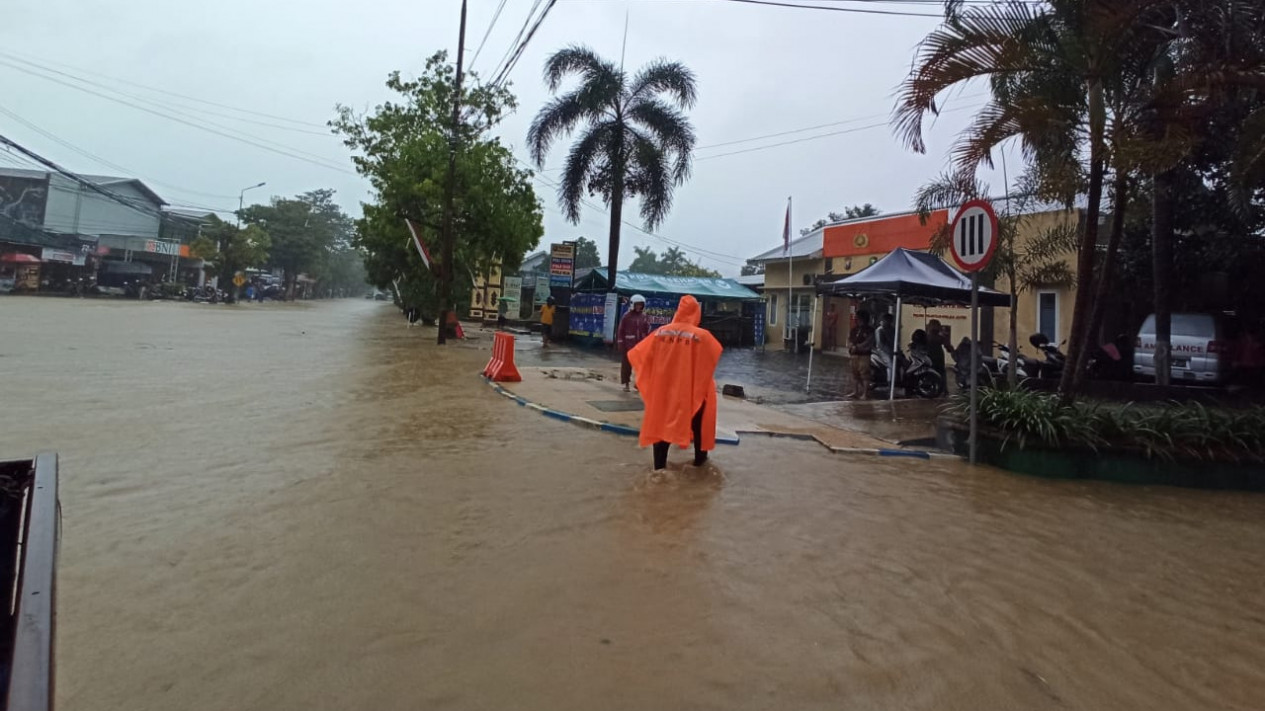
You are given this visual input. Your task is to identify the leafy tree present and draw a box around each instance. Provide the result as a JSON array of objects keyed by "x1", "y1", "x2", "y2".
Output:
[
  {"x1": 239, "y1": 189, "x2": 353, "y2": 299},
  {"x1": 799, "y1": 204, "x2": 880, "y2": 235},
  {"x1": 528, "y1": 46, "x2": 698, "y2": 294},
  {"x1": 190, "y1": 215, "x2": 270, "y2": 290},
  {"x1": 333, "y1": 52, "x2": 543, "y2": 326},
  {"x1": 625, "y1": 245, "x2": 720, "y2": 277},
  {"x1": 573, "y1": 236, "x2": 602, "y2": 269},
  {"x1": 740, "y1": 263, "x2": 765, "y2": 277}
]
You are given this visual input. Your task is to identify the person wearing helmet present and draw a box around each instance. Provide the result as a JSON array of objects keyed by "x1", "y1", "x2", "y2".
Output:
[{"x1": 617, "y1": 294, "x2": 652, "y2": 391}]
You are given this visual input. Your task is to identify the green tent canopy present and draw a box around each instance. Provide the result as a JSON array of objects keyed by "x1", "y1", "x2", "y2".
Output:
[{"x1": 573, "y1": 268, "x2": 761, "y2": 300}]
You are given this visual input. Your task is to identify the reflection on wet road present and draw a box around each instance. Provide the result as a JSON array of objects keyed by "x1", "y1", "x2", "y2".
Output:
[{"x1": 2, "y1": 299, "x2": 1263, "y2": 710}]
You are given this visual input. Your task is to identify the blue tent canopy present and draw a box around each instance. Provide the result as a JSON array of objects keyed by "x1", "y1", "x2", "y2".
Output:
[{"x1": 574, "y1": 268, "x2": 761, "y2": 300}]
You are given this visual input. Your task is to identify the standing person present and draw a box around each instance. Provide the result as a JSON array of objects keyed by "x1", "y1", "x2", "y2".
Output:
[
  {"x1": 823, "y1": 302, "x2": 840, "y2": 351},
  {"x1": 539, "y1": 296, "x2": 557, "y2": 348},
  {"x1": 848, "y1": 310, "x2": 875, "y2": 399},
  {"x1": 617, "y1": 294, "x2": 653, "y2": 392},
  {"x1": 496, "y1": 297, "x2": 508, "y2": 329},
  {"x1": 628, "y1": 295, "x2": 723, "y2": 471},
  {"x1": 926, "y1": 320, "x2": 953, "y2": 395}
]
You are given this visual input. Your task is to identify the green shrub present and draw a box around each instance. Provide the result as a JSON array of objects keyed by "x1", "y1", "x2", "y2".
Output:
[{"x1": 945, "y1": 389, "x2": 1265, "y2": 463}]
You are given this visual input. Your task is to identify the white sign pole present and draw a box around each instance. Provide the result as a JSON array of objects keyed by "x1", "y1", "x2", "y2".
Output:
[
  {"x1": 969, "y1": 272, "x2": 979, "y2": 465},
  {"x1": 889, "y1": 295, "x2": 901, "y2": 401},
  {"x1": 949, "y1": 198, "x2": 999, "y2": 466}
]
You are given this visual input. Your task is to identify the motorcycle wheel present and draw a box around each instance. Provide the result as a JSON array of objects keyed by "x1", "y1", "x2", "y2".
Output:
[{"x1": 913, "y1": 371, "x2": 942, "y2": 399}]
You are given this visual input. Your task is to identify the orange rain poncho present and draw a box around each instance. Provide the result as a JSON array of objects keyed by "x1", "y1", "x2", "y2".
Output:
[{"x1": 627, "y1": 295, "x2": 723, "y2": 451}]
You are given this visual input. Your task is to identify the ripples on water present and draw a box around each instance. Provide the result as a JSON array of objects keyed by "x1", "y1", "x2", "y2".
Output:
[{"x1": 1, "y1": 298, "x2": 1263, "y2": 711}]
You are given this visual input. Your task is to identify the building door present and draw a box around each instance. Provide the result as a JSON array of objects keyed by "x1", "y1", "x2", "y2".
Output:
[{"x1": 1037, "y1": 291, "x2": 1059, "y2": 341}]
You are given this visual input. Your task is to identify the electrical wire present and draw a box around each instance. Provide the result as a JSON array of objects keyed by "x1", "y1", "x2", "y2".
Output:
[
  {"x1": 470, "y1": 0, "x2": 512, "y2": 70},
  {"x1": 488, "y1": 0, "x2": 560, "y2": 91},
  {"x1": 0, "y1": 134, "x2": 164, "y2": 220},
  {"x1": 0, "y1": 49, "x2": 328, "y2": 129},
  {"x1": 0, "y1": 59, "x2": 356, "y2": 176}
]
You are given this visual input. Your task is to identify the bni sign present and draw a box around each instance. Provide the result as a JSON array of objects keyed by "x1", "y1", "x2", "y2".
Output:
[{"x1": 949, "y1": 199, "x2": 999, "y2": 273}]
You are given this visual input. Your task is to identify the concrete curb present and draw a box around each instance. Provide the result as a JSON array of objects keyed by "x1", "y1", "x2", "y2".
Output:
[
  {"x1": 483, "y1": 377, "x2": 740, "y2": 447},
  {"x1": 732, "y1": 429, "x2": 960, "y2": 461}
]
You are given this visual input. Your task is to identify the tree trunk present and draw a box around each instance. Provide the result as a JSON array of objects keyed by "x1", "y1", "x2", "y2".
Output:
[
  {"x1": 437, "y1": 0, "x2": 468, "y2": 345},
  {"x1": 607, "y1": 132, "x2": 626, "y2": 297},
  {"x1": 1074, "y1": 171, "x2": 1129, "y2": 386},
  {"x1": 1058, "y1": 79, "x2": 1106, "y2": 401},
  {"x1": 1152, "y1": 169, "x2": 1174, "y2": 386}
]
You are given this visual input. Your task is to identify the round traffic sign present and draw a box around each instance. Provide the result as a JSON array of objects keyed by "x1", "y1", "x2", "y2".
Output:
[
  {"x1": 949, "y1": 199, "x2": 999, "y2": 273},
  {"x1": 233, "y1": 275, "x2": 246, "y2": 287}
]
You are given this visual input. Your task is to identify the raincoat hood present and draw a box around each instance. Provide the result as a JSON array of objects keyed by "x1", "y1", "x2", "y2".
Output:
[{"x1": 673, "y1": 295, "x2": 702, "y2": 326}]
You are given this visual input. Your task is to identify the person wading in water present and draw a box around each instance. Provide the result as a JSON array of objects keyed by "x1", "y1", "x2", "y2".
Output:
[
  {"x1": 617, "y1": 294, "x2": 652, "y2": 392},
  {"x1": 628, "y1": 295, "x2": 722, "y2": 471}
]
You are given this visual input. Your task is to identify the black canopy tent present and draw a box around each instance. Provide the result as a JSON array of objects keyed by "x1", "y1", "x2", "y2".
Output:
[{"x1": 813, "y1": 248, "x2": 1012, "y2": 399}]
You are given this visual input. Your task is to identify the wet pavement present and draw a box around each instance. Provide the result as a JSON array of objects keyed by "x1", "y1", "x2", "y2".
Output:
[{"x1": 2, "y1": 298, "x2": 1265, "y2": 711}]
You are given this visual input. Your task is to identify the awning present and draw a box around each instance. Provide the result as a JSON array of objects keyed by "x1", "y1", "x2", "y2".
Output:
[
  {"x1": 1, "y1": 252, "x2": 40, "y2": 264},
  {"x1": 575, "y1": 268, "x2": 761, "y2": 300},
  {"x1": 816, "y1": 248, "x2": 1011, "y2": 307},
  {"x1": 98, "y1": 260, "x2": 153, "y2": 275}
]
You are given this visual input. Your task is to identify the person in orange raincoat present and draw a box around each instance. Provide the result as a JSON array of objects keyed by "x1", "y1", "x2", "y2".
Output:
[{"x1": 627, "y1": 295, "x2": 723, "y2": 470}]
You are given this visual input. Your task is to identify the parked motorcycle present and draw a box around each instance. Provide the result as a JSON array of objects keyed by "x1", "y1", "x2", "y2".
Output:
[
  {"x1": 872, "y1": 337, "x2": 943, "y2": 399},
  {"x1": 952, "y1": 338, "x2": 995, "y2": 390}
]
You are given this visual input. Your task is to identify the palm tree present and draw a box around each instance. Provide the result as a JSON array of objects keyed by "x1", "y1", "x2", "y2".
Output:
[
  {"x1": 528, "y1": 46, "x2": 697, "y2": 292},
  {"x1": 894, "y1": 0, "x2": 1172, "y2": 397}
]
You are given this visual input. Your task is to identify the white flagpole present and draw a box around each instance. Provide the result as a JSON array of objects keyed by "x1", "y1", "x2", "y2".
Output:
[
  {"x1": 786, "y1": 196, "x2": 794, "y2": 353},
  {"x1": 806, "y1": 293, "x2": 818, "y2": 392}
]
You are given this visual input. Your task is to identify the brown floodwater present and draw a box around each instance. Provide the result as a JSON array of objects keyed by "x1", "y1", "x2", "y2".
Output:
[{"x1": 1, "y1": 297, "x2": 1264, "y2": 711}]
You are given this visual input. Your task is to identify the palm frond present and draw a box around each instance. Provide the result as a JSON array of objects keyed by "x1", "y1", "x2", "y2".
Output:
[
  {"x1": 626, "y1": 98, "x2": 695, "y2": 184},
  {"x1": 560, "y1": 122, "x2": 616, "y2": 223},
  {"x1": 625, "y1": 128, "x2": 673, "y2": 229},
  {"x1": 628, "y1": 60, "x2": 698, "y2": 109},
  {"x1": 542, "y1": 45, "x2": 621, "y2": 95},
  {"x1": 526, "y1": 82, "x2": 615, "y2": 166}
]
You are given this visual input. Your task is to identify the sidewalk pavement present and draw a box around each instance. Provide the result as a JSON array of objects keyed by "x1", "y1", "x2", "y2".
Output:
[{"x1": 494, "y1": 361, "x2": 898, "y2": 452}]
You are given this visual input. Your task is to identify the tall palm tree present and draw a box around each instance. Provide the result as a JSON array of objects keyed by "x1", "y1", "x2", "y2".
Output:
[
  {"x1": 894, "y1": 0, "x2": 1171, "y2": 397},
  {"x1": 528, "y1": 46, "x2": 697, "y2": 292}
]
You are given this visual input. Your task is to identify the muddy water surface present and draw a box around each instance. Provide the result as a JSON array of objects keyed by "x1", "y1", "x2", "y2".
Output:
[{"x1": 2, "y1": 298, "x2": 1263, "y2": 710}]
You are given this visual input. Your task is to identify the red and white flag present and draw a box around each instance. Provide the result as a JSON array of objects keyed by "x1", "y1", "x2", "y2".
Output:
[
  {"x1": 782, "y1": 197, "x2": 792, "y2": 254},
  {"x1": 405, "y1": 219, "x2": 432, "y2": 270}
]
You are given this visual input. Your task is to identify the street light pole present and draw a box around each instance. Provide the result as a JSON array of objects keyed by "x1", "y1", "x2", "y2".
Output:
[{"x1": 237, "y1": 182, "x2": 266, "y2": 228}]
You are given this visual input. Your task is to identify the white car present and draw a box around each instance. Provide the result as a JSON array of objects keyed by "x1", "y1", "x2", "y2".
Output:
[{"x1": 1133, "y1": 313, "x2": 1236, "y2": 385}]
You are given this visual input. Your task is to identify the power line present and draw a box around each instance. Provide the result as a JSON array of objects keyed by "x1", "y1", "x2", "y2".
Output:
[
  {"x1": 0, "y1": 59, "x2": 356, "y2": 176},
  {"x1": 470, "y1": 0, "x2": 512, "y2": 70},
  {"x1": 684, "y1": 0, "x2": 944, "y2": 17},
  {"x1": 0, "y1": 134, "x2": 164, "y2": 221},
  {"x1": 694, "y1": 102, "x2": 984, "y2": 160},
  {"x1": 525, "y1": 161, "x2": 746, "y2": 267},
  {"x1": 488, "y1": 0, "x2": 560, "y2": 91},
  {"x1": 485, "y1": 0, "x2": 545, "y2": 87},
  {"x1": 0, "y1": 104, "x2": 243, "y2": 203},
  {"x1": 0, "y1": 49, "x2": 328, "y2": 129}
]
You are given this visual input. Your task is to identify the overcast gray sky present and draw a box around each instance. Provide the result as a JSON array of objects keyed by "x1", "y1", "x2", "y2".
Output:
[{"x1": 0, "y1": 0, "x2": 1016, "y2": 275}]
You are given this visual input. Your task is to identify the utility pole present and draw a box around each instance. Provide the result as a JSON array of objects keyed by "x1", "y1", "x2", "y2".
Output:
[{"x1": 437, "y1": 0, "x2": 468, "y2": 346}]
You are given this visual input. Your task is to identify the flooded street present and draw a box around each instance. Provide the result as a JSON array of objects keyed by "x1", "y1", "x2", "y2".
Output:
[{"x1": 2, "y1": 298, "x2": 1264, "y2": 710}]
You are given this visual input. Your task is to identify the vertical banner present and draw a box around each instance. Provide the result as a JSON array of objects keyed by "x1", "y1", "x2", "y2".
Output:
[
  {"x1": 502, "y1": 276, "x2": 522, "y2": 318},
  {"x1": 534, "y1": 275, "x2": 551, "y2": 304},
  {"x1": 753, "y1": 310, "x2": 765, "y2": 347},
  {"x1": 549, "y1": 243, "x2": 575, "y2": 288},
  {"x1": 602, "y1": 293, "x2": 619, "y2": 343}
]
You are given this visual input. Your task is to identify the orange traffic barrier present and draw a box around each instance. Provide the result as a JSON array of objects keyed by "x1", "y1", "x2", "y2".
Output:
[{"x1": 483, "y1": 332, "x2": 522, "y2": 382}]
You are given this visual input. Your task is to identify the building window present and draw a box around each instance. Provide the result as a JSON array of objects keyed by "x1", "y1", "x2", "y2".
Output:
[
  {"x1": 824, "y1": 257, "x2": 834, "y2": 274},
  {"x1": 769, "y1": 293, "x2": 778, "y2": 326},
  {"x1": 1037, "y1": 291, "x2": 1058, "y2": 341}
]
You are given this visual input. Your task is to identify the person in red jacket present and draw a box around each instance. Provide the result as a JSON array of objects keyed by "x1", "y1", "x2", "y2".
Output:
[
  {"x1": 628, "y1": 295, "x2": 723, "y2": 471},
  {"x1": 617, "y1": 294, "x2": 653, "y2": 392}
]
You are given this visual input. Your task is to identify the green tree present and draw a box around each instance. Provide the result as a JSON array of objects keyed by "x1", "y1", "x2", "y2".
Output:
[
  {"x1": 239, "y1": 189, "x2": 354, "y2": 299},
  {"x1": 740, "y1": 263, "x2": 764, "y2": 277},
  {"x1": 573, "y1": 236, "x2": 602, "y2": 269},
  {"x1": 800, "y1": 204, "x2": 880, "y2": 235},
  {"x1": 625, "y1": 245, "x2": 720, "y2": 277},
  {"x1": 333, "y1": 52, "x2": 543, "y2": 325},
  {"x1": 895, "y1": 0, "x2": 1176, "y2": 397},
  {"x1": 190, "y1": 215, "x2": 270, "y2": 291},
  {"x1": 528, "y1": 46, "x2": 698, "y2": 294}
]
